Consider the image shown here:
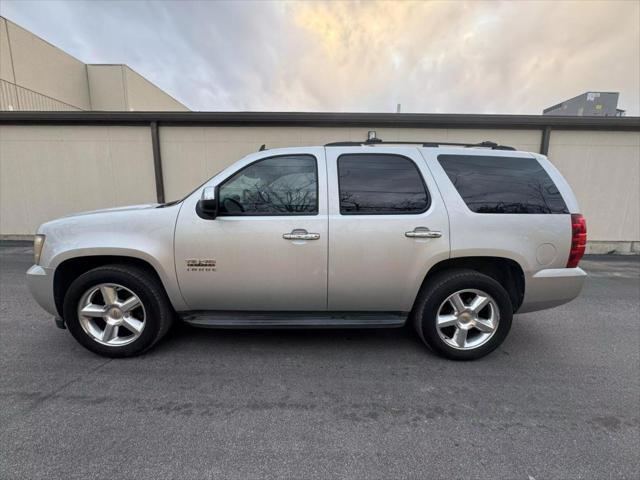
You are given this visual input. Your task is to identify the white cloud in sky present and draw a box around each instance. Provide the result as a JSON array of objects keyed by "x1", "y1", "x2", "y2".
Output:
[{"x1": 1, "y1": 0, "x2": 638, "y2": 114}]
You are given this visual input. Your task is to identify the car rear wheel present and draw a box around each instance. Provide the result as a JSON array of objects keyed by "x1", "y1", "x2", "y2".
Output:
[
  {"x1": 413, "y1": 269, "x2": 513, "y2": 360},
  {"x1": 63, "y1": 265, "x2": 173, "y2": 357}
]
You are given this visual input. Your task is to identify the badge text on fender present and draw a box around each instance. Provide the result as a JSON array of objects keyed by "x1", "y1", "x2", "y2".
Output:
[{"x1": 186, "y1": 259, "x2": 216, "y2": 272}]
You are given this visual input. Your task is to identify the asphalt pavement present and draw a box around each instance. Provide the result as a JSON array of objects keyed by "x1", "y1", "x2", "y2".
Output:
[{"x1": 1, "y1": 243, "x2": 638, "y2": 479}]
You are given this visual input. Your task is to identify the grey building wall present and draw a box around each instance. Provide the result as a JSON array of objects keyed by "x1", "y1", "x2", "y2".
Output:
[
  {"x1": 86, "y1": 65, "x2": 189, "y2": 112},
  {"x1": 0, "y1": 125, "x2": 156, "y2": 236}
]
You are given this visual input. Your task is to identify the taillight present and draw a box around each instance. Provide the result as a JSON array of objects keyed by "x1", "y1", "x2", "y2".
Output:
[{"x1": 567, "y1": 214, "x2": 587, "y2": 268}]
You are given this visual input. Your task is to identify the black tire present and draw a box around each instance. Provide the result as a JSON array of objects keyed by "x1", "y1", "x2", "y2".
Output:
[
  {"x1": 63, "y1": 264, "x2": 174, "y2": 358},
  {"x1": 412, "y1": 269, "x2": 513, "y2": 361}
]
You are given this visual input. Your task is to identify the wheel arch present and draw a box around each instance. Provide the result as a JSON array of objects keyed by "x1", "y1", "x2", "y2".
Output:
[
  {"x1": 53, "y1": 255, "x2": 176, "y2": 317},
  {"x1": 415, "y1": 256, "x2": 525, "y2": 313}
]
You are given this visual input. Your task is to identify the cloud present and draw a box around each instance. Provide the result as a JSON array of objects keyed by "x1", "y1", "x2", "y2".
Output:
[{"x1": 1, "y1": 0, "x2": 638, "y2": 114}]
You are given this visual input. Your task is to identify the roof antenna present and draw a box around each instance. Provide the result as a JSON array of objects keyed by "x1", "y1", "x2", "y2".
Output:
[
  {"x1": 366, "y1": 130, "x2": 382, "y2": 143},
  {"x1": 258, "y1": 144, "x2": 266, "y2": 151}
]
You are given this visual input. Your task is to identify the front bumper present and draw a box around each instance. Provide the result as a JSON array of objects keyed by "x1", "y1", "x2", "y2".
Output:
[
  {"x1": 518, "y1": 267, "x2": 587, "y2": 313},
  {"x1": 26, "y1": 265, "x2": 58, "y2": 316}
]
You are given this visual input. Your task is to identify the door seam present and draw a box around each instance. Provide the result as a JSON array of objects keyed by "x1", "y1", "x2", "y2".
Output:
[{"x1": 324, "y1": 147, "x2": 330, "y2": 309}]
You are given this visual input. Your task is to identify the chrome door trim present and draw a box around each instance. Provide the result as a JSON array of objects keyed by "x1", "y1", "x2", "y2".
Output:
[
  {"x1": 283, "y1": 229, "x2": 320, "y2": 240},
  {"x1": 405, "y1": 227, "x2": 442, "y2": 239}
]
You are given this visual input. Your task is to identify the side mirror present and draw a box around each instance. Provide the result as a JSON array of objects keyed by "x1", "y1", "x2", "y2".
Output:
[{"x1": 196, "y1": 186, "x2": 218, "y2": 219}]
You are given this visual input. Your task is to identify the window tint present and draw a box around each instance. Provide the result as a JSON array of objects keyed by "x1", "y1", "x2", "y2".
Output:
[
  {"x1": 218, "y1": 155, "x2": 317, "y2": 215},
  {"x1": 438, "y1": 154, "x2": 568, "y2": 214},
  {"x1": 338, "y1": 154, "x2": 429, "y2": 214}
]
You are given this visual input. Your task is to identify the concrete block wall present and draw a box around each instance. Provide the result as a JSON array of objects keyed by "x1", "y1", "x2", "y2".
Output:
[
  {"x1": 548, "y1": 130, "x2": 640, "y2": 244},
  {"x1": 0, "y1": 124, "x2": 638, "y2": 254},
  {"x1": 0, "y1": 125, "x2": 156, "y2": 236},
  {"x1": 159, "y1": 126, "x2": 542, "y2": 201}
]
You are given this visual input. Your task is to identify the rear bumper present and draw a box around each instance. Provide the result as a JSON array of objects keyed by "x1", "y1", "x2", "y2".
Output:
[
  {"x1": 518, "y1": 267, "x2": 587, "y2": 313},
  {"x1": 26, "y1": 265, "x2": 58, "y2": 316}
]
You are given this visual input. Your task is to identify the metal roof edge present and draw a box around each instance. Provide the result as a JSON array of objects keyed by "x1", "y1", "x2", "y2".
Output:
[{"x1": 0, "y1": 111, "x2": 638, "y2": 130}]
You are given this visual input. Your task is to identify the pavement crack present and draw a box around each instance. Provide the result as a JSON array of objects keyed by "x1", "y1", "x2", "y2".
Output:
[{"x1": 1, "y1": 358, "x2": 113, "y2": 429}]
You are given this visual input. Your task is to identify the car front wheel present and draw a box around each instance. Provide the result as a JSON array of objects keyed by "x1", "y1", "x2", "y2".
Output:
[{"x1": 63, "y1": 264, "x2": 173, "y2": 357}]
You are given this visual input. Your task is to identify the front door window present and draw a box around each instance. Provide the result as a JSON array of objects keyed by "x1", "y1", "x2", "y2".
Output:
[{"x1": 218, "y1": 155, "x2": 318, "y2": 215}]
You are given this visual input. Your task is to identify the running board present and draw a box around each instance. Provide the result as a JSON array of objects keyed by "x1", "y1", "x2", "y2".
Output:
[{"x1": 180, "y1": 311, "x2": 407, "y2": 329}]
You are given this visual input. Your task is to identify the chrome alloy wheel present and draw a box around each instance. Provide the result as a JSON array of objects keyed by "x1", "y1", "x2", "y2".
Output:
[
  {"x1": 77, "y1": 283, "x2": 146, "y2": 346},
  {"x1": 436, "y1": 289, "x2": 500, "y2": 350}
]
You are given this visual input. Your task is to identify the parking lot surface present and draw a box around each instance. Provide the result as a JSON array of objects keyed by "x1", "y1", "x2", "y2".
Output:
[{"x1": 1, "y1": 243, "x2": 638, "y2": 479}]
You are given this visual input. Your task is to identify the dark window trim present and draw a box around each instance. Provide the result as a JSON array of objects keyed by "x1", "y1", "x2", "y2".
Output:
[
  {"x1": 436, "y1": 153, "x2": 569, "y2": 215},
  {"x1": 216, "y1": 153, "x2": 320, "y2": 217},
  {"x1": 337, "y1": 153, "x2": 431, "y2": 216}
]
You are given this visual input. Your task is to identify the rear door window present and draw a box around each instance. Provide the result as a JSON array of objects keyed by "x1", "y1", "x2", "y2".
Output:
[
  {"x1": 337, "y1": 154, "x2": 430, "y2": 214},
  {"x1": 438, "y1": 154, "x2": 568, "y2": 214}
]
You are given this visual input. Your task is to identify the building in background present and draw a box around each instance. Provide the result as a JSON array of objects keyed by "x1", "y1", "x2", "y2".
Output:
[
  {"x1": 0, "y1": 16, "x2": 188, "y2": 111},
  {"x1": 543, "y1": 92, "x2": 625, "y2": 117}
]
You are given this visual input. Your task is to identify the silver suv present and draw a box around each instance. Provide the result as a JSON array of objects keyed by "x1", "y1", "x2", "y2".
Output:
[{"x1": 27, "y1": 137, "x2": 587, "y2": 360}]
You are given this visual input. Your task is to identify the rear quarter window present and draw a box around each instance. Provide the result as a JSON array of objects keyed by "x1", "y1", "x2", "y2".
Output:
[{"x1": 438, "y1": 154, "x2": 569, "y2": 214}]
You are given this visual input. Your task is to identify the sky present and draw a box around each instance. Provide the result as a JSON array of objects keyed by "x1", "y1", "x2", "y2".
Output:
[{"x1": 1, "y1": 0, "x2": 639, "y2": 115}]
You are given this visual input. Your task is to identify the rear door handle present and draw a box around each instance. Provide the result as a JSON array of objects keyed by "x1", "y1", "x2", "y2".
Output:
[
  {"x1": 405, "y1": 227, "x2": 442, "y2": 239},
  {"x1": 283, "y1": 229, "x2": 320, "y2": 241}
]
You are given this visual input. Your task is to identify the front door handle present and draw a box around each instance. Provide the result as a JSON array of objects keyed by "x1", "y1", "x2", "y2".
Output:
[
  {"x1": 283, "y1": 229, "x2": 320, "y2": 241},
  {"x1": 405, "y1": 227, "x2": 442, "y2": 239}
]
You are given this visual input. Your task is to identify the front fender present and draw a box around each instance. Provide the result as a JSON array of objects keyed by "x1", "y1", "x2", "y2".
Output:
[{"x1": 37, "y1": 203, "x2": 187, "y2": 311}]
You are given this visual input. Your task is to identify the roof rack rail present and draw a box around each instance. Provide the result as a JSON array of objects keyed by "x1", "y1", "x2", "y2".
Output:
[
  {"x1": 325, "y1": 132, "x2": 515, "y2": 150},
  {"x1": 423, "y1": 140, "x2": 516, "y2": 151},
  {"x1": 324, "y1": 139, "x2": 516, "y2": 150}
]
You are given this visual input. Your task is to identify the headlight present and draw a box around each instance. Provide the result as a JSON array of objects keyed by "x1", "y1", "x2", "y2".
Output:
[{"x1": 33, "y1": 234, "x2": 46, "y2": 265}]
